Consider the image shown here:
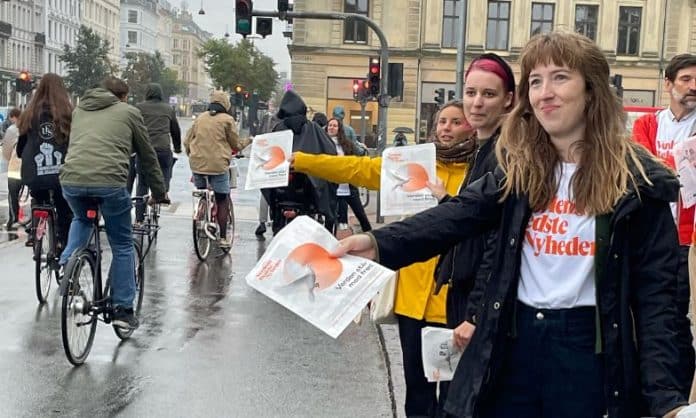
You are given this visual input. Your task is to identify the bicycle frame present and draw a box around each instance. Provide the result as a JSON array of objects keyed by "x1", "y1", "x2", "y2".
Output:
[{"x1": 192, "y1": 180, "x2": 219, "y2": 241}]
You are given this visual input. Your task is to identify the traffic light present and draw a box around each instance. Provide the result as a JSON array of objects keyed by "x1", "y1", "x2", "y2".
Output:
[
  {"x1": 448, "y1": 90, "x2": 455, "y2": 101},
  {"x1": 278, "y1": 0, "x2": 289, "y2": 12},
  {"x1": 256, "y1": 17, "x2": 272, "y2": 38},
  {"x1": 235, "y1": 0, "x2": 253, "y2": 38},
  {"x1": 232, "y1": 84, "x2": 245, "y2": 107},
  {"x1": 352, "y1": 79, "x2": 361, "y2": 100},
  {"x1": 15, "y1": 71, "x2": 33, "y2": 94},
  {"x1": 234, "y1": 84, "x2": 244, "y2": 94},
  {"x1": 368, "y1": 57, "x2": 380, "y2": 97},
  {"x1": 434, "y1": 88, "x2": 445, "y2": 106}
]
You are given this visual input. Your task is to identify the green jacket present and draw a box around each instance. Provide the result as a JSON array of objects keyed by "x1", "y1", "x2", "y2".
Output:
[{"x1": 60, "y1": 88, "x2": 166, "y2": 199}]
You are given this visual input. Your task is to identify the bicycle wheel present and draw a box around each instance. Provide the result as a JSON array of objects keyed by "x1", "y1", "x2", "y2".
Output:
[
  {"x1": 114, "y1": 240, "x2": 145, "y2": 340},
  {"x1": 60, "y1": 250, "x2": 98, "y2": 366},
  {"x1": 192, "y1": 197, "x2": 211, "y2": 261},
  {"x1": 148, "y1": 204, "x2": 160, "y2": 246},
  {"x1": 221, "y1": 199, "x2": 235, "y2": 254},
  {"x1": 34, "y1": 217, "x2": 53, "y2": 304}
]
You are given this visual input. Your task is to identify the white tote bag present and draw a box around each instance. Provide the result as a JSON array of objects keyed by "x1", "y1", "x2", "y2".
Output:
[{"x1": 369, "y1": 272, "x2": 398, "y2": 324}]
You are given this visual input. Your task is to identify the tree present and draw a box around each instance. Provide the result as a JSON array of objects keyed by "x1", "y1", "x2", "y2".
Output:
[
  {"x1": 198, "y1": 38, "x2": 279, "y2": 101},
  {"x1": 60, "y1": 25, "x2": 115, "y2": 96},
  {"x1": 121, "y1": 51, "x2": 185, "y2": 103}
]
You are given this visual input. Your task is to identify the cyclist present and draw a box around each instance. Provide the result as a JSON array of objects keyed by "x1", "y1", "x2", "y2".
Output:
[
  {"x1": 134, "y1": 83, "x2": 182, "y2": 222},
  {"x1": 16, "y1": 74, "x2": 74, "y2": 250},
  {"x1": 59, "y1": 77, "x2": 168, "y2": 330},
  {"x1": 184, "y1": 90, "x2": 242, "y2": 248}
]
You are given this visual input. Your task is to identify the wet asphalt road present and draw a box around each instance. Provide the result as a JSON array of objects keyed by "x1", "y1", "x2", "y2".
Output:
[{"x1": 0, "y1": 119, "x2": 401, "y2": 418}]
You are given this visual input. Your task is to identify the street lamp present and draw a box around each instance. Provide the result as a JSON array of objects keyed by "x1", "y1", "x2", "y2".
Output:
[
  {"x1": 224, "y1": 24, "x2": 230, "y2": 38},
  {"x1": 198, "y1": 0, "x2": 205, "y2": 15}
]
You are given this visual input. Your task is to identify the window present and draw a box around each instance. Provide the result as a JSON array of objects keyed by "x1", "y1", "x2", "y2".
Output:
[
  {"x1": 486, "y1": 1, "x2": 510, "y2": 50},
  {"x1": 617, "y1": 6, "x2": 641, "y2": 55},
  {"x1": 173, "y1": 38, "x2": 178, "y2": 49},
  {"x1": 575, "y1": 4, "x2": 598, "y2": 41},
  {"x1": 344, "y1": 0, "x2": 369, "y2": 43},
  {"x1": 173, "y1": 54, "x2": 180, "y2": 65},
  {"x1": 442, "y1": 0, "x2": 466, "y2": 48},
  {"x1": 127, "y1": 30, "x2": 137, "y2": 45},
  {"x1": 128, "y1": 9, "x2": 137, "y2": 24},
  {"x1": 531, "y1": 3, "x2": 554, "y2": 36}
]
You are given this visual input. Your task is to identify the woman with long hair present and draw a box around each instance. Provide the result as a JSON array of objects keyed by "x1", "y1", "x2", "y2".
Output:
[
  {"x1": 16, "y1": 73, "x2": 73, "y2": 250},
  {"x1": 336, "y1": 31, "x2": 688, "y2": 417},
  {"x1": 324, "y1": 117, "x2": 372, "y2": 233},
  {"x1": 291, "y1": 101, "x2": 474, "y2": 417}
]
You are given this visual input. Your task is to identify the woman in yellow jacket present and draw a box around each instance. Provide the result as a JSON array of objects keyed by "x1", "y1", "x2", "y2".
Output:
[{"x1": 292, "y1": 101, "x2": 474, "y2": 417}]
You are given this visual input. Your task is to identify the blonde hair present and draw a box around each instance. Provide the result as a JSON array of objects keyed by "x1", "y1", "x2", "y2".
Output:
[{"x1": 496, "y1": 31, "x2": 649, "y2": 215}]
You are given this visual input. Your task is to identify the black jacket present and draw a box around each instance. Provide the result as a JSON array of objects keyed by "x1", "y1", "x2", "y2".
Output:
[
  {"x1": 263, "y1": 90, "x2": 338, "y2": 221},
  {"x1": 17, "y1": 107, "x2": 68, "y2": 191},
  {"x1": 372, "y1": 146, "x2": 687, "y2": 417},
  {"x1": 434, "y1": 132, "x2": 499, "y2": 328},
  {"x1": 135, "y1": 83, "x2": 181, "y2": 153}
]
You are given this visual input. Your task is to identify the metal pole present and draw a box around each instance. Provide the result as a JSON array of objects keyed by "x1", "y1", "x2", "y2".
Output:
[
  {"x1": 360, "y1": 99, "x2": 367, "y2": 142},
  {"x1": 454, "y1": 0, "x2": 467, "y2": 99},
  {"x1": 253, "y1": 10, "x2": 390, "y2": 223},
  {"x1": 656, "y1": 0, "x2": 669, "y2": 106}
]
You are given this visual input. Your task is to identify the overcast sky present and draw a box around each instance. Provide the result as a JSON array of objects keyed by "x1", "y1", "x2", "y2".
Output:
[{"x1": 172, "y1": 0, "x2": 291, "y2": 75}]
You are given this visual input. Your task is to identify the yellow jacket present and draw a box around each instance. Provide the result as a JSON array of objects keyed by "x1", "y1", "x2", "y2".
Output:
[{"x1": 294, "y1": 152, "x2": 468, "y2": 323}]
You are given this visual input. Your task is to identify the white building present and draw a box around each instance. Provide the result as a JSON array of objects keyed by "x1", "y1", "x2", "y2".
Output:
[
  {"x1": 156, "y1": 0, "x2": 173, "y2": 67},
  {"x1": 81, "y1": 0, "x2": 120, "y2": 66},
  {"x1": 120, "y1": 0, "x2": 158, "y2": 66},
  {"x1": 45, "y1": 0, "x2": 80, "y2": 76},
  {"x1": 0, "y1": 0, "x2": 45, "y2": 107}
]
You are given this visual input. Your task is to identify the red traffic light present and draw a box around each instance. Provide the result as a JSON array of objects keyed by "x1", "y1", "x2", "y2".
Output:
[
  {"x1": 243, "y1": 91, "x2": 250, "y2": 99},
  {"x1": 369, "y1": 58, "x2": 380, "y2": 74},
  {"x1": 19, "y1": 71, "x2": 30, "y2": 81},
  {"x1": 352, "y1": 79, "x2": 360, "y2": 92}
]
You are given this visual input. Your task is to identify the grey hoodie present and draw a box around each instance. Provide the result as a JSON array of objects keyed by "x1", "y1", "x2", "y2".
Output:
[{"x1": 60, "y1": 88, "x2": 166, "y2": 198}]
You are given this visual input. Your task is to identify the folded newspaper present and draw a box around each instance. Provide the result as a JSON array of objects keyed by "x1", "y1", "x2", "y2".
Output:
[
  {"x1": 244, "y1": 130, "x2": 293, "y2": 190},
  {"x1": 245, "y1": 216, "x2": 396, "y2": 338},
  {"x1": 421, "y1": 327, "x2": 463, "y2": 382},
  {"x1": 673, "y1": 135, "x2": 696, "y2": 209},
  {"x1": 380, "y1": 143, "x2": 438, "y2": 216}
]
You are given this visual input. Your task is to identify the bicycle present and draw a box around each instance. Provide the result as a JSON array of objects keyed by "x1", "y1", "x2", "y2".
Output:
[
  {"x1": 191, "y1": 178, "x2": 235, "y2": 261},
  {"x1": 59, "y1": 199, "x2": 144, "y2": 366},
  {"x1": 358, "y1": 186, "x2": 370, "y2": 208},
  {"x1": 31, "y1": 190, "x2": 61, "y2": 304},
  {"x1": 132, "y1": 196, "x2": 161, "y2": 260}
]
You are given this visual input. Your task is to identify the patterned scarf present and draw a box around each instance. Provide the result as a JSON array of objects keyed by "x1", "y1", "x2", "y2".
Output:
[{"x1": 434, "y1": 136, "x2": 477, "y2": 163}]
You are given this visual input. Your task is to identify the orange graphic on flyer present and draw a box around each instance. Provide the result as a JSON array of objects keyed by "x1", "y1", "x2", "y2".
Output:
[{"x1": 285, "y1": 243, "x2": 343, "y2": 290}]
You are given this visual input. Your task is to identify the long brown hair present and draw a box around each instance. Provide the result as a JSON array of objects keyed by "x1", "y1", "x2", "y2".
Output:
[
  {"x1": 496, "y1": 31, "x2": 649, "y2": 215},
  {"x1": 16, "y1": 73, "x2": 73, "y2": 144},
  {"x1": 326, "y1": 117, "x2": 354, "y2": 155}
]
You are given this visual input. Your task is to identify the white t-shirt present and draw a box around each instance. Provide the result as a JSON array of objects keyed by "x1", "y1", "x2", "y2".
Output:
[
  {"x1": 518, "y1": 162, "x2": 596, "y2": 309},
  {"x1": 655, "y1": 108, "x2": 696, "y2": 164},
  {"x1": 330, "y1": 136, "x2": 351, "y2": 197}
]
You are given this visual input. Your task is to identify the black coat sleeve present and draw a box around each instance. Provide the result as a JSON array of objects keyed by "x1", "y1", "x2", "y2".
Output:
[
  {"x1": 628, "y1": 197, "x2": 688, "y2": 415},
  {"x1": 170, "y1": 109, "x2": 182, "y2": 153},
  {"x1": 16, "y1": 133, "x2": 27, "y2": 157},
  {"x1": 372, "y1": 170, "x2": 503, "y2": 271},
  {"x1": 464, "y1": 231, "x2": 497, "y2": 324}
]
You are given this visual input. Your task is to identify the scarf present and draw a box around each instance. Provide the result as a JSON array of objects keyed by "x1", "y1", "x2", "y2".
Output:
[{"x1": 434, "y1": 136, "x2": 477, "y2": 163}]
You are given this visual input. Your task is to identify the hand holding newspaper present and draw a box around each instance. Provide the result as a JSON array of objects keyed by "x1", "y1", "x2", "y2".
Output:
[
  {"x1": 380, "y1": 143, "x2": 438, "y2": 216},
  {"x1": 673, "y1": 135, "x2": 696, "y2": 209},
  {"x1": 245, "y1": 216, "x2": 396, "y2": 338},
  {"x1": 244, "y1": 130, "x2": 294, "y2": 190},
  {"x1": 421, "y1": 327, "x2": 463, "y2": 382}
]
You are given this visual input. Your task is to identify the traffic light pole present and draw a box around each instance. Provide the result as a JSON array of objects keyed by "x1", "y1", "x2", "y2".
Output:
[{"x1": 253, "y1": 9, "x2": 390, "y2": 223}]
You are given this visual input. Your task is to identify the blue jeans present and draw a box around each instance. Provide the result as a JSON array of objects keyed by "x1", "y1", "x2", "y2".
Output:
[
  {"x1": 192, "y1": 172, "x2": 230, "y2": 194},
  {"x1": 60, "y1": 186, "x2": 135, "y2": 309}
]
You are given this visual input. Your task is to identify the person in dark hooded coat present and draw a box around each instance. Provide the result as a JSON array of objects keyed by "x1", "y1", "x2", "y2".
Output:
[
  {"x1": 262, "y1": 90, "x2": 337, "y2": 234},
  {"x1": 134, "y1": 83, "x2": 181, "y2": 222}
]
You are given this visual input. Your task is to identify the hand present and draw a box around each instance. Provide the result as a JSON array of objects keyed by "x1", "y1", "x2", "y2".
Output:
[
  {"x1": 150, "y1": 193, "x2": 170, "y2": 206},
  {"x1": 288, "y1": 152, "x2": 296, "y2": 168},
  {"x1": 426, "y1": 178, "x2": 447, "y2": 201},
  {"x1": 452, "y1": 321, "x2": 476, "y2": 351},
  {"x1": 330, "y1": 233, "x2": 376, "y2": 260}
]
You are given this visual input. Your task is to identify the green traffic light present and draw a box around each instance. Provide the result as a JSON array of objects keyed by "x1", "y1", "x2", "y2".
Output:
[{"x1": 237, "y1": 19, "x2": 251, "y2": 33}]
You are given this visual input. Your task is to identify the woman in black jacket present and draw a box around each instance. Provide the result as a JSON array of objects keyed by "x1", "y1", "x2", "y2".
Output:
[
  {"x1": 16, "y1": 73, "x2": 73, "y2": 251},
  {"x1": 336, "y1": 32, "x2": 688, "y2": 418}
]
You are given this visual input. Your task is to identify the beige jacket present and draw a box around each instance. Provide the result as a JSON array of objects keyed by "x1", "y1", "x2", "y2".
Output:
[
  {"x1": 2, "y1": 125, "x2": 21, "y2": 179},
  {"x1": 184, "y1": 91, "x2": 242, "y2": 175}
]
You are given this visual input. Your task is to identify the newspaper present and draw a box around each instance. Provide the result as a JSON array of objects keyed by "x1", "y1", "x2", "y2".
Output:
[
  {"x1": 379, "y1": 143, "x2": 438, "y2": 216},
  {"x1": 673, "y1": 135, "x2": 696, "y2": 208},
  {"x1": 421, "y1": 327, "x2": 463, "y2": 382},
  {"x1": 244, "y1": 130, "x2": 293, "y2": 190},
  {"x1": 245, "y1": 216, "x2": 396, "y2": 338}
]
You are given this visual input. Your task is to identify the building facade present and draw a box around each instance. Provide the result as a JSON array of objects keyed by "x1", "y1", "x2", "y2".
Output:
[
  {"x1": 45, "y1": 0, "x2": 80, "y2": 76},
  {"x1": 156, "y1": 0, "x2": 173, "y2": 67},
  {"x1": 289, "y1": 0, "x2": 696, "y2": 143},
  {"x1": 171, "y1": 9, "x2": 211, "y2": 107},
  {"x1": 81, "y1": 0, "x2": 120, "y2": 66},
  {"x1": 119, "y1": 0, "x2": 159, "y2": 66},
  {"x1": 0, "y1": 0, "x2": 45, "y2": 107}
]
